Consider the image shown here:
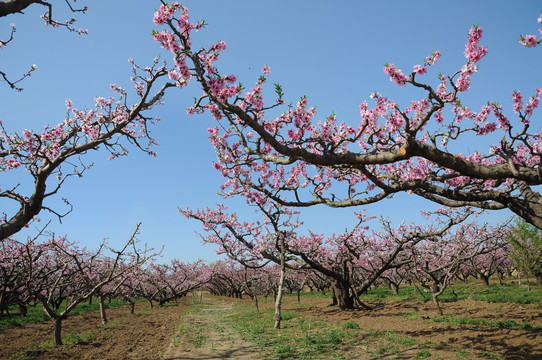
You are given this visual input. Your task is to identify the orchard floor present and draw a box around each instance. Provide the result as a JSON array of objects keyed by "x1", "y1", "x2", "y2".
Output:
[{"x1": 1, "y1": 292, "x2": 541, "y2": 359}]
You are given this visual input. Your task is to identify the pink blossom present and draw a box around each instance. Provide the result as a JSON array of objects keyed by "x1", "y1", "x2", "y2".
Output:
[
  {"x1": 511, "y1": 90, "x2": 523, "y2": 113},
  {"x1": 413, "y1": 64, "x2": 427, "y2": 75},
  {"x1": 519, "y1": 34, "x2": 538, "y2": 48},
  {"x1": 383, "y1": 63, "x2": 408, "y2": 86}
]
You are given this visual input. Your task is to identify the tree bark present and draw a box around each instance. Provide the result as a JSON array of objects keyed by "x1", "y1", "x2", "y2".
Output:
[
  {"x1": 99, "y1": 294, "x2": 108, "y2": 325},
  {"x1": 332, "y1": 281, "x2": 354, "y2": 310},
  {"x1": 54, "y1": 317, "x2": 63, "y2": 345},
  {"x1": 274, "y1": 236, "x2": 286, "y2": 330},
  {"x1": 0, "y1": 0, "x2": 38, "y2": 18},
  {"x1": 391, "y1": 282, "x2": 399, "y2": 295}
]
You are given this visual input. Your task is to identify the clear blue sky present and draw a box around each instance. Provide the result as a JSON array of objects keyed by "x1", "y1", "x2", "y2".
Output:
[{"x1": 1, "y1": 1, "x2": 540, "y2": 263}]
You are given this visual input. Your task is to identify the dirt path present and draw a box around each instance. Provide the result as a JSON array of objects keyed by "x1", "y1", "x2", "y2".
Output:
[{"x1": 161, "y1": 296, "x2": 258, "y2": 360}]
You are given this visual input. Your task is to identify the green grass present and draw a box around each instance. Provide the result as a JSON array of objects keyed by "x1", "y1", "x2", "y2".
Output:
[
  {"x1": 430, "y1": 315, "x2": 542, "y2": 332},
  {"x1": 228, "y1": 303, "x2": 354, "y2": 359},
  {"x1": 171, "y1": 301, "x2": 218, "y2": 350},
  {"x1": 359, "y1": 281, "x2": 542, "y2": 305},
  {"x1": 225, "y1": 301, "x2": 426, "y2": 360}
]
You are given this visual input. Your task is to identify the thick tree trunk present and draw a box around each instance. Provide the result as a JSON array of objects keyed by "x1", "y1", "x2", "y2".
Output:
[
  {"x1": 54, "y1": 317, "x2": 63, "y2": 345},
  {"x1": 480, "y1": 274, "x2": 490, "y2": 286},
  {"x1": 330, "y1": 287, "x2": 337, "y2": 307},
  {"x1": 332, "y1": 281, "x2": 354, "y2": 310},
  {"x1": 535, "y1": 273, "x2": 542, "y2": 287}
]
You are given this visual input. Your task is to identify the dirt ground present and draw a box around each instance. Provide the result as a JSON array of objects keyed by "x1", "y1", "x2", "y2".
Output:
[
  {"x1": 1, "y1": 293, "x2": 541, "y2": 359},
  {"x1": 291, "y1": 296, "x2": 542, "y2": 359},
  {"x1": 0, "y1": 300, "x2": 191, "y2": 360}
]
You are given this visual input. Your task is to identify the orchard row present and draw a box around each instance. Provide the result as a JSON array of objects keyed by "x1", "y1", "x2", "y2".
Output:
[{"x1": 2, "y1": 216, "x2": 539, "y2": 340}]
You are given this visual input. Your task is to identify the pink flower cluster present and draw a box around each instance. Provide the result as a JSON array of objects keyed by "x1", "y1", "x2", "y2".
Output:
[
  {"x1": 519, "y1": 13, "x2": 542, "y2": 47},
  {"x1": 383, "y1": 63, "x2": 408, "y2": 86},
  {"x1": 464, "y1": 26, "x2": 487, "y2": 63}
]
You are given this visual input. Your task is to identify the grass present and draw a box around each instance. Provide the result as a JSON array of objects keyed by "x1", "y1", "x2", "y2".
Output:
[
  {"x1": 229, "y1": 303, "x2": 352, "y2": 359},
  {"x1": 220, "y1": 282, "x2": 542, "y2": 359},
  {"x1": 431, "y1": 315, "x2": 542, "y2": 332},
  {"x1": 358, "y1": 281, "x2": 542, "y2": 305},
  {"x1": 226, "y1": 300, "x2": 426, "y2": 360},
  {"x1": 172, "y1": 302, "x2": 214, "y2": 350}
]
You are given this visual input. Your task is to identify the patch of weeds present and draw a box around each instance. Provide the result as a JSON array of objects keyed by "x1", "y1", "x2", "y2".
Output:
[
  {"x1": 326, "y1": 329, "x2": 345, "y2": 344},
  {"x1": 402, "y1": 311, "x2": 420, "y2": 321},
  {"x1": 430, "y1": 315, "x2": 542, "y2": 333},
  {"x1": 215, "y1": 324, "x2": 226, "y2": 333},
  {"x1": 274, "y1": 344, "x2": 294, "y2": 358},
  {"x1": 341, "y1": 320, "x2": 359, "y2": 329},
  {"x1": 478, "y1": 351, "x2": 503, "y2": 359},
  {"x1": 63, "y1": 331, "x2": 97, "y2": 345},
  {"x1": 180, "y1": 320, "x2": 208, "y2": 349},
  {"x1": 414, "y1": 349, "x2": 431, "y2": 359},
  {"x1": 384, "y1": 331, "x2": 417, "y2": 347},
  {"x1": 281, "y1": 311, "x2": 296, "y2": 321}
]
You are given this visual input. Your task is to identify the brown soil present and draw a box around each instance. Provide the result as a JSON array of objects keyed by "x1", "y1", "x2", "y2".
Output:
[
  {"x1": 1, "y1": 293, "x2": 541, "y2": 359},
  {"x1": 0, "y1": 299, "x2": 191, "y2": 360},
  {"x1": 288, "y1": 296, "x2": 542, "y2": 359}
]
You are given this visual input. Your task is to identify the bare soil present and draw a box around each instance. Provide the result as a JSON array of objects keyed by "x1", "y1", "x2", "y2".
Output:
[
  {"x1": 0, "y1": 300, "x2": 191, "y2": 360},
  {"x1": 289, "y1": 296, "x2": 542, "y2": 359},
  {"x1": 1, "y1": 293, "x2": 541, "y2": 359}
]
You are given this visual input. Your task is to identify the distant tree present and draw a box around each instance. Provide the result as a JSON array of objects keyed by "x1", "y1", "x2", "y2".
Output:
[
  {"x1": 507, "y1": 218, "x2": 542, "y2": 286},
  {"x1": 20, "y1": 225, "x2": 154, "y2": 345}
]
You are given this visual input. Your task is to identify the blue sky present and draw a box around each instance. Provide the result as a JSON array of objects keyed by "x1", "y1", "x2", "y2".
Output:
[{"x1": 1, "y1": 1, "x2": 541, "y2": 263}]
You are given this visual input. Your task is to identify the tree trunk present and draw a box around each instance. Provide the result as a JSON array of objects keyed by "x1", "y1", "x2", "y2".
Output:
[
  {"x1": 19, "y1": 302, "x2": 27, "y2": 316},
  {"x1": 54, "y1": 317, "x2": 63, "y2": 345},
  {"x1": 330, "y1": 287, "x2": 337, "y2": 306},
  {"x1": 432, "y1": 293, "x2": 443, "y2": 316},
  {"x1": 480, "y1": 274, "x2": 490, "y2": 286},
  {"x1": 128, "y1": 300, "x2": 135, "y2": 315},
  {"x1": 99, "y1": 294, "x2": 108, "y2": 325},
  {"x1": 391, "y1": 282, "x2": 399, "y2": 295},
  {"x1": 274, "y1": 236, "x2": 286, "y2": 330},
  {"x1": 296, "y1": 289, "x2": 301, "y2": 304},
  {"x1": 332, "y1": 281, "x2": 354, "y2": 310},
  {"x1": 535, "y1": 272, "x2": 542, "y2": 287}
]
